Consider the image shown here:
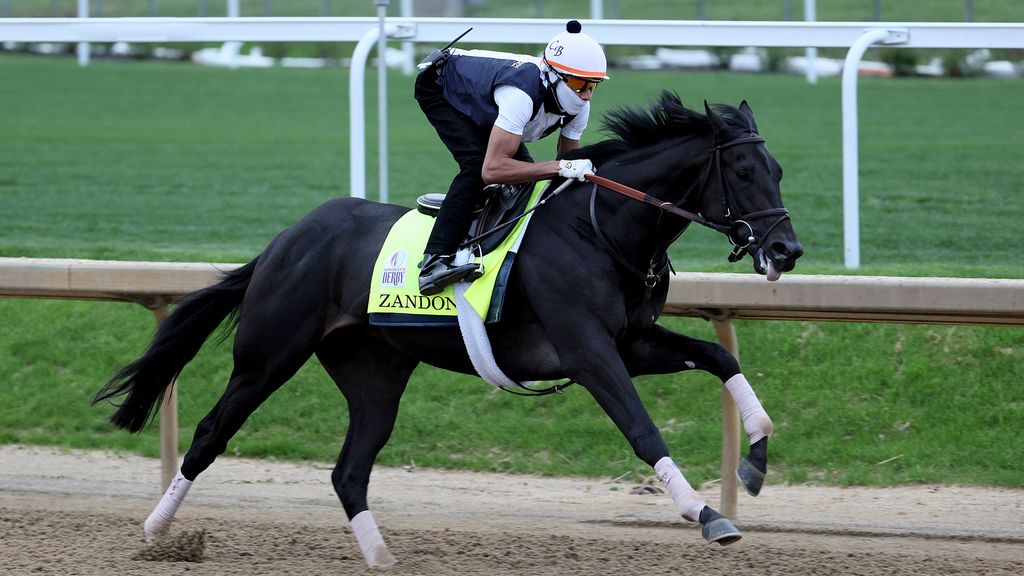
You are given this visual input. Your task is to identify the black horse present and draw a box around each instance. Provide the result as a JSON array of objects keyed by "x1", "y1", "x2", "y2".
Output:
[{"x1": 95, "y1": 92, "x2": 802, "y2": 567}]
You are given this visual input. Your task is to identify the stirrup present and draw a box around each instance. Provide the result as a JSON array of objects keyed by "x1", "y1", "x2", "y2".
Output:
[
  {"x1": 418, "y1": 255, "x2": 478, "y2": 296},
  {"x1": 453, "y1": 246, "x2": 484, "y2": 281}
]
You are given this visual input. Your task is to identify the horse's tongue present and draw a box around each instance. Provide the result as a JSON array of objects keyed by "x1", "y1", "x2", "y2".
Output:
[{"x1": 766, "y1": 259, "x2": 781, "y2": 282}]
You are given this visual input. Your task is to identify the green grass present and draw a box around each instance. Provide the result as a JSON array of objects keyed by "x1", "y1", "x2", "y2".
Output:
[{"x1": 1, "y1": 54, "x2": 1022, "y2": 488}]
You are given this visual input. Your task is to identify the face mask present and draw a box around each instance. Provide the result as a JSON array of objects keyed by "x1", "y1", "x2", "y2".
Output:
[{"x1": 553, "y1": 80, "x2": 587, "y2": 115}]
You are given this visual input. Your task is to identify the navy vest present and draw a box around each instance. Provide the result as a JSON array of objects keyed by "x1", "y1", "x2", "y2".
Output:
[{"x1": 440, "y1": 55, "x2": 546, "y2": 130}]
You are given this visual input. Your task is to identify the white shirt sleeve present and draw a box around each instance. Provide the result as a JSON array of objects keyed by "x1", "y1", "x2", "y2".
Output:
[
  {"x1": 560, "y1": 103, "x2": 590, "y2": 141},
  {"x1": 492, "y1": 85, "x2": 535, "y2": 136}
]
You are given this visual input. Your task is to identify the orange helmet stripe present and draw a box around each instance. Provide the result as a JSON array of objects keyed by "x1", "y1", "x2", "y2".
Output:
[{"x1": 547, "y1": 59, "x2": 608, "y2": 80}]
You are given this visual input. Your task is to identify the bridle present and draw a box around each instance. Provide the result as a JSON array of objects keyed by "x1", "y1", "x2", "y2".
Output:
[
  {"x1": 586, "y1": 132, "x2": 791, "y2": 284},
  {"x1": 705, "y1": 134, "x2": 791, "y2": 262}
]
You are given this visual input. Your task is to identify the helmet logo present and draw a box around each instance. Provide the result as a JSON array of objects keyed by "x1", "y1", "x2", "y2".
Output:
[{"x1": 548, "y1": 42, "x2": 564, "y2": 56}]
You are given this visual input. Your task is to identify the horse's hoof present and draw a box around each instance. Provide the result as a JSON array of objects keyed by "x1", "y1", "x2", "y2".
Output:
[
  {"x1": 737, "y1": 456, "x2": 765, "y2": 497},
  {"x1": 701, "y1": 517, "x2": 743, "y2": 545},
  {"x1": 365, "y1": 544, "x2": 398, "y2": 568},
  {"x1": 144, "y1": 517, "x2": 169, "y2": 544}
]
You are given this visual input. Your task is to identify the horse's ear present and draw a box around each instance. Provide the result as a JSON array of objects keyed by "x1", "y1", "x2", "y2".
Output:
[
  {"x1": 704, "y1": 100, "x2": 729, "y2": 136},
  {"x1": 739, "y1": 100, "x2": 759, "y2": 133}
]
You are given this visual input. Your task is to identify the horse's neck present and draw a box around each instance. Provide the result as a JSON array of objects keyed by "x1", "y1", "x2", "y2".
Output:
[
  {"x1": 597, "y1": 137, "x2": 708, "y2": 204},
  {"x1": 592, "y1": 145, "x2": 708, "y2": 257}
]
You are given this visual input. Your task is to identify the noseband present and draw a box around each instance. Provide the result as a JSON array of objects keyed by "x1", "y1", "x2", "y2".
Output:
[{"x1": 586, "y1": 132, "x2": 791, "y2": 274}]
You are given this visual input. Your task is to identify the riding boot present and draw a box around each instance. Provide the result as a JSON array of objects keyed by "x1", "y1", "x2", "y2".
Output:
[{"x1": 418, "y1": 254, "x2": 478, "y2": 296}]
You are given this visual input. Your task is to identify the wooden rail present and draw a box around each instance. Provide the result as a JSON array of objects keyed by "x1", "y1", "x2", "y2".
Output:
[
  {"x1": 664, "y1": 272, "x2": 1024, "y2": 326},
  {"x1": 0, "y1": 258, "x2": 239, "y2": 307},
  {"x1": 2, "y1": 257, "x2": 1023, "y2": 515}
]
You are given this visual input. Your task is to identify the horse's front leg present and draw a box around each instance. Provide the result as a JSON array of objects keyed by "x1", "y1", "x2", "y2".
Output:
[
  {"x1": 540, "y1": 330, "x2": 742, "y2": 545},
  {"x1": 623, "y1": 324, "x2": 772, "y2": 496}
]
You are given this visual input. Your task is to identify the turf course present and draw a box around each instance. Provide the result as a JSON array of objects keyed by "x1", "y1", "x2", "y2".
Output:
[{"x1": 1, "y1": 53, "x2": 1022, "y2": 487}]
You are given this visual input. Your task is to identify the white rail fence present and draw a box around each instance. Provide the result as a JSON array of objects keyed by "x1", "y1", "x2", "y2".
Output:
[
  {"x1": 2, "y1": 17, "x2": 1023, "y2": 268},
  {"x1": 2, "y1": 257, "x2": 1022, "y2": 516}
]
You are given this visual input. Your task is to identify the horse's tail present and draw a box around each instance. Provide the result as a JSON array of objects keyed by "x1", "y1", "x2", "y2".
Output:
[{"x1": 92, "y1": 256, "x2": 260, "y2": 432}]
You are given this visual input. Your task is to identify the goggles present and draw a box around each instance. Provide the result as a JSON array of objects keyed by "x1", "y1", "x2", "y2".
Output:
[{"x1": 558, "y1": 72, "x2": 602, "y2": 94}]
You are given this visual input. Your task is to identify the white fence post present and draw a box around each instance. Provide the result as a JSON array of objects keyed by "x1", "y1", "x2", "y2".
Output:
[
  {"x1": 350, "y1": 20, "x2": 414, "y2": 200},
  {"x1": 76, "y1": 0, "x2": 89, "y2": 66},
  {"x1": 841, "y1": 28, "x2": 908, "y2": 269},
  {"x1": 376, "y1": 1, "x2": 389, "y2": 203},
  {"x1": 400, "y1": 0, "x2": 414, "y2": 75},
  {"x1": 804, "y1": 0, "x2": 817, "y2": 85},
  {"x1": 349, "y1": 26, "x2": 379, "y2": 200}
]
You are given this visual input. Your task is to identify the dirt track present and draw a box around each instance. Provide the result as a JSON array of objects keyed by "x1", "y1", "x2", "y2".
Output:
[{"x1": 1, "y1": 445, "x2": 1022, "y2": 575}]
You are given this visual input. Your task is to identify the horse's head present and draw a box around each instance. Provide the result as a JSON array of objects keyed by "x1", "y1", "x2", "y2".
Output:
[
  {"x1": 697, "y1": 100, "x2": 803, "y2": 281},
  {"x1": 575, "y1": 93, "x2": 802, "y2": 281}
]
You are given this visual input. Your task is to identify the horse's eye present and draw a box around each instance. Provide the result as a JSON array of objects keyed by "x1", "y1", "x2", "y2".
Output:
[{"x1": 735, "y1": 170, "x2": 750, "y2": 181}]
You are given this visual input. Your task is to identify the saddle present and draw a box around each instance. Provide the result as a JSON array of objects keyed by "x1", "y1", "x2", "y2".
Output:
[
  {"x1": 367, "y1": 181, "x2": 547, "y2": 327},
  {"x1": 415, "y1": 182, "x2": 537, "y2": 257}
]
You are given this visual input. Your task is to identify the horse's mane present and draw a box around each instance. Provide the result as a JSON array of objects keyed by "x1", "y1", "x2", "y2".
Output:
[{"x1": 565, "y1": 91, "x2": 753, "y2": 165}]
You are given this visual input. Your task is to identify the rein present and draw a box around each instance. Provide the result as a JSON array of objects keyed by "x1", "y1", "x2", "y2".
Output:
[{"x1": 586, "y1": 173, "x2": 731, "y2": 237}]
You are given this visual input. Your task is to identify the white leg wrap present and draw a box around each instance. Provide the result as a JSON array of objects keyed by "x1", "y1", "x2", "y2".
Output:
[
  {"x1": 144, "y1": 469, "x2": 192, "y2": 543},
  {"x1": 350, "y1": 510, "x2": 397, "y2": 568},
  {"x1": 655, "y1": 457, "x2": 705, "y2": 522},
  {"x1": 724, "y1": 373, "x2": 774, "y2": 444}
]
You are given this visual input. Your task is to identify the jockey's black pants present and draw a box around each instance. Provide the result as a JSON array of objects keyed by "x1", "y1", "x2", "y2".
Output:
[{"x1": 414, "y1": 66, "x2": 532, "y2": 256}]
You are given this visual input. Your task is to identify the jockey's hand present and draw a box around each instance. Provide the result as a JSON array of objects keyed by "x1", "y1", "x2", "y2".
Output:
[{"x1": 558, "y1": 159, "x2": 595, "y2": 181}]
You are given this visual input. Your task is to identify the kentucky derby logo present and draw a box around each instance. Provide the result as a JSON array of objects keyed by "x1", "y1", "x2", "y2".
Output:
[{"x1": 380, "y1": 250, "x2": 407, "y2": 287}]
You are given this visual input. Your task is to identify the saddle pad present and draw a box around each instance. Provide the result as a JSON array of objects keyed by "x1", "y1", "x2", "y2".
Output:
[{"x1": 368, "y1": 182, "x2": 545, "y2": 326}]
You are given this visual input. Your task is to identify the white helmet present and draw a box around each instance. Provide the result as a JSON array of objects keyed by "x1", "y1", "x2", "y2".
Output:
[{"x1": 544, "y1": 20, "x2": 608, "y2": 80}]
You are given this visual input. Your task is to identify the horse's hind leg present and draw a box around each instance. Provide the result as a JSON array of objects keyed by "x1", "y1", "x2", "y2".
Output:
[
  {"x1": 316, "y1": 329, "x2": 417, "y2": 568},
  {"x1": 144, "y1": 290, "x2": 326, "y2": 541}
]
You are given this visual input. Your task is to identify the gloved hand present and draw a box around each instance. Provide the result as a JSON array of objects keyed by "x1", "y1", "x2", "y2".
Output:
[{"x1": 558, "y1": 159, "x2": 595, "y2": 181}]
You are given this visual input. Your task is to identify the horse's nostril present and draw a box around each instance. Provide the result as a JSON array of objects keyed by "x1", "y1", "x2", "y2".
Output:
[{"x1": 771, "y1": 241, "x2": 804, "y2": 262}]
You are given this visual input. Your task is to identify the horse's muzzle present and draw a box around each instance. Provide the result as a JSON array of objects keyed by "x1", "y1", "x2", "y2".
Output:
[{"x1": 754, "y1": 239, "x2": 803, "y2": 281}]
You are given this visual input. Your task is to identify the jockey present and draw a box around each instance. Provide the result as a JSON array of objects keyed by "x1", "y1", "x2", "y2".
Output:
[{"x1": 414, "y1": 20, "x2": 608, "y2": 295}]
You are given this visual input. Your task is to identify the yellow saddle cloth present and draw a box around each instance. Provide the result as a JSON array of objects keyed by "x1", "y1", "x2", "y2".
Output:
[{"x1": 368, "y1": 182, "x2": 545, "y2": 326}]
